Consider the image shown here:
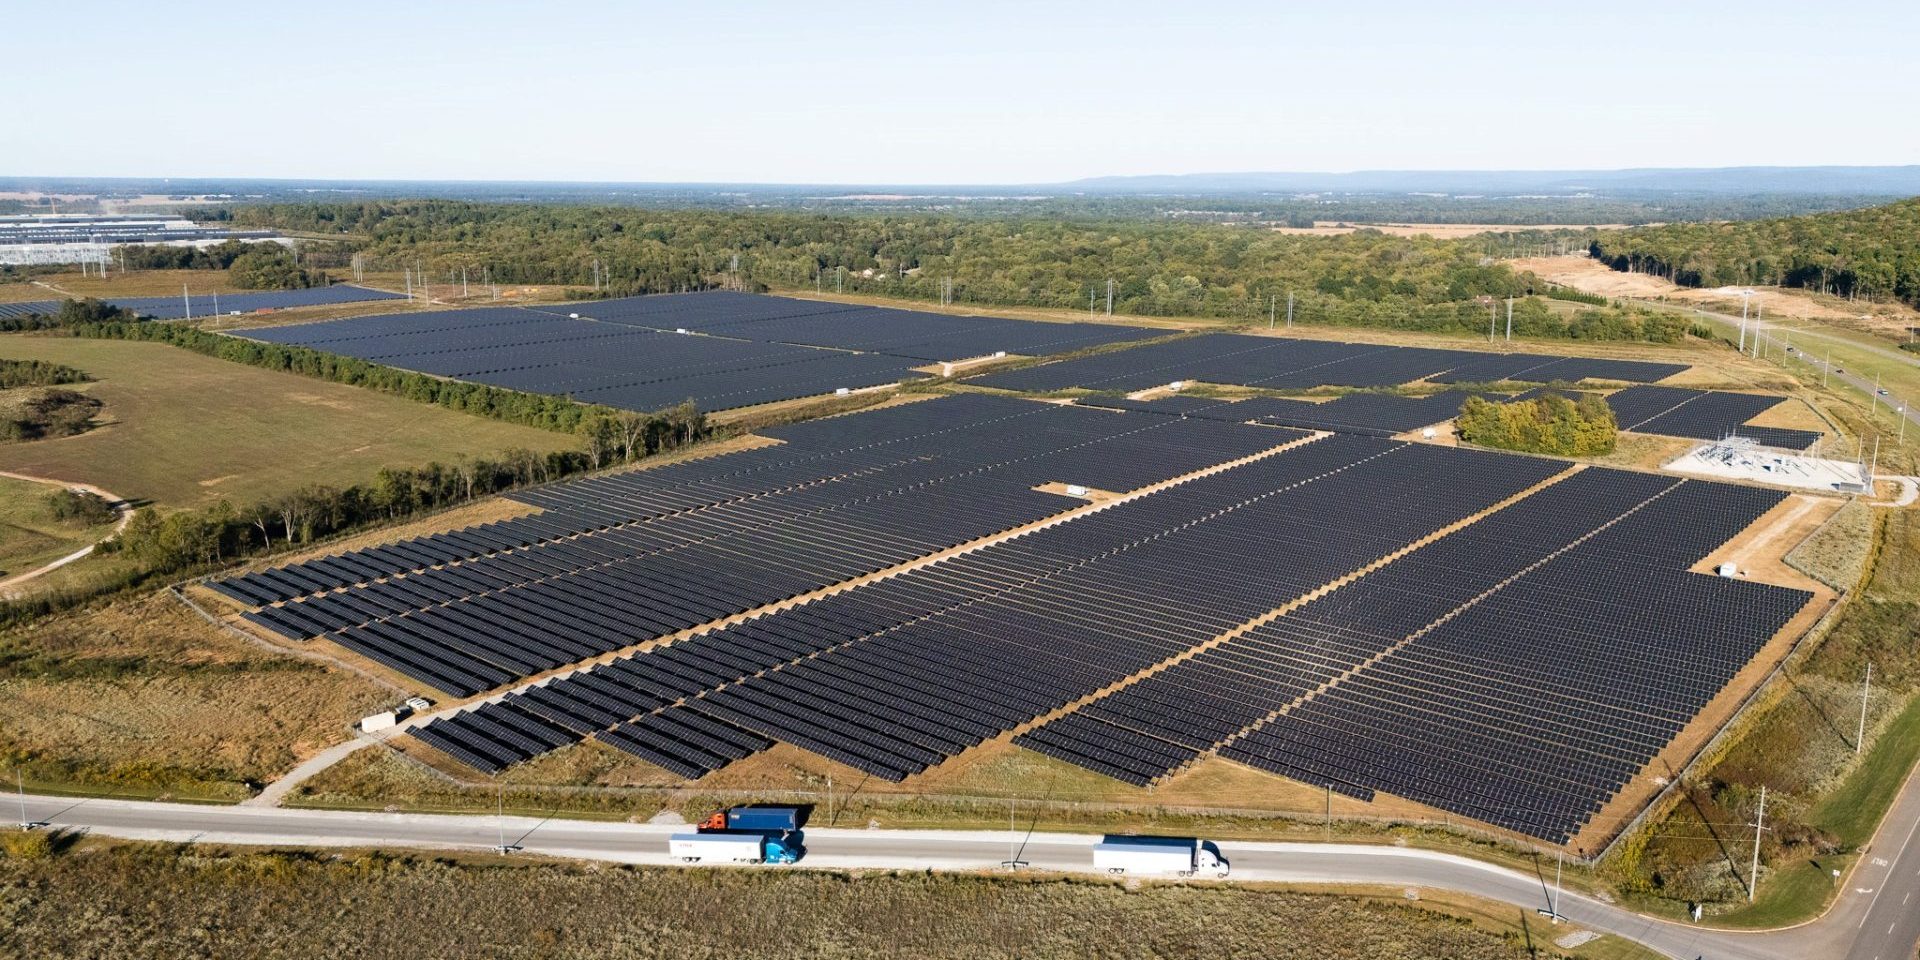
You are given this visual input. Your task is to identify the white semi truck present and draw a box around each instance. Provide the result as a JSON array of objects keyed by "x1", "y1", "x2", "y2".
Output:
[
  {"x1": 1092, "y1": 837, "x2": 1230, "y2": 878},
  {"x1": 667, "y1": 831, "x2": 799, "y2": 865}
]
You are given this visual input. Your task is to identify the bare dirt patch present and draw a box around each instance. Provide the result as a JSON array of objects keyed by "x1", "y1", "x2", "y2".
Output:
[
  {"x1": 1510, "y1": 255, "x2": 1920, "y2": 339},
  {"x1": 1276, "y1": 222, "x2": 1633, "y2": 238}
]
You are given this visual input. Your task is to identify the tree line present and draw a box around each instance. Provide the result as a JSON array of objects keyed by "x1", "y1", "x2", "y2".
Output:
[
  {"x1": 1588, "y1": 198, "x2": 1920, "y2": 306},
  {"x1": 211, "y1": 200, "x2": 1687, "y2": 342}
]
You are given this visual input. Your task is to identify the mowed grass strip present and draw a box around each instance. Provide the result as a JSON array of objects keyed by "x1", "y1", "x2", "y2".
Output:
[{"x1": 0, "y1": 335, "x2": 576, "y2": 508}]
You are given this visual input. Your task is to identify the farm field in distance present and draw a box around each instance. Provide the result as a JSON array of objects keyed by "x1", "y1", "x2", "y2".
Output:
[{"x1": 0, "y1": 335, "x2": 577, "y2": 509}]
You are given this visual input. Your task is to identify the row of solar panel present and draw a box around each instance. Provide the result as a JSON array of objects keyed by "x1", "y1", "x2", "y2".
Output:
[
  {"x1": 1604, "y1": 385, "x2": 1820, "y2": 450},
  {"x1": 970, "y1": 332, "x2": 1687, "y2": 393},
  {"x1": 1077, "y1": 392, "x2": 1476, "y2": 437}
]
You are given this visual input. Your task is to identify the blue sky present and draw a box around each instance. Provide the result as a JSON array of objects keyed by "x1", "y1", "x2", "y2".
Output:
[{"x1": 13, "y1": 0, "x2": 1917, "y2": 183}]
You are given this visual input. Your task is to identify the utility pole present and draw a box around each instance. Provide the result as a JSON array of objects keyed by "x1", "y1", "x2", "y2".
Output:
[
  {"x1": 1269, "y1": 294, "x2": 1276, "y2": 330},
  {"x1": 1748, "y1": 785, "x2": 1767, "y2": 902},
  {"x1": 404, "y1": 268, "x2": 413, "y2": 302},
  {"x1": 1823, "y1": 349, "x2": 1831, "y2": 388},
  {"x1": 1505, "y1": 295, "x2": 1513, "y2": 341},
  {"x1": 1554, "y1": 851, "x2": 1564, "y2": 920},
  {"x1": 212, "y1": 290, "x2": 219, "y2": 317},
  {"x1": 1488, "y1": 299, "x2": 1497, "y2": 343},
  {"x1": 1286, "y1": 291, "x2": 1294, "y2": 329},
  {"x1": 1858, "y1": 663, "x2": 1873, "y2": 753},
  {"x1": 1873, "y1": 373, "x2": 1882, "y2": 413},
  {"x1": 1753, "y1": 304, "x2": 1764, "y2": 359},
  {"x1": 494, "y1": 784, "x2": 520, "y2": 854},
  {"x1": 1105, "y1": 278, "x2": 1113, "y2": 316},
  {"x1": 17, "y1": 768, "x2": 47, "y2": 830},
  {"x1": 1739, "y1": 290, "x2": 1751, "y2": 351},
  {"x1": 826, "y1": 774, "x2": 833, "y2": 826},
  {"x1": 1324, "y1": 783, "x2": 1332, "y2": 841},
  {"x1": 182, "y1": 284, "x2": 191, "y2": 321},
  {"x1": 462, "y1": 265, "x2": 469, "y2": 298},
  {"x1": 1000, "y1": 795, "x2": 1028, "y2": 870}
]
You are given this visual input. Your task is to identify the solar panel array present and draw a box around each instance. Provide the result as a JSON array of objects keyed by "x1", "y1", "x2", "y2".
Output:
[
  {"x1": 210, "y1": 395, "x2": 1297, "y2": 696},
  {"x1": 969, "y1": 333, "x2": 1687, "y2": 394},
  {"x1": 1426, "y1": 351, "x2": 1689, "y2": 385},
  {"x1": 118, "y1": 285, "x2": 403, "y2": 319},
  {"x1": 417, "y1": 437, "x2": 1563, "y2": 779},
  {"x1": 1018, "y1": 469, "x2": 1808, "y2": 843},
  {"x1": 235, "y1": 292, "x2": 1159, "y2": 413},
  {"x1": 239, "y1": 306, "x2": 928, "y2": 413},
  {"x1": 1604, "y1": 386, "x2": 1819, "y2": 450},
  {"x1": 0, "y1": 300, "x2": 60, "y2": 320},
  {"x1": 1076, "y1": 392, "x2": 1474, "y2": 437},
  {"x1": 531, "y1": 292, "x2": 1159, "y2": 362}
]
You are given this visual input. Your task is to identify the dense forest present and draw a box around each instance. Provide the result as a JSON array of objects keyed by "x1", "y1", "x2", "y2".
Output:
[
  {"x1": 216, "y1": 202, "x2": 1685, "y2": 341},
  {"x1": 1589, "y1": 198, "x2": 1920, "y2": 305},
  {"x1": 1455, "y1": 393, "x2": 1617, "y2": 456}
]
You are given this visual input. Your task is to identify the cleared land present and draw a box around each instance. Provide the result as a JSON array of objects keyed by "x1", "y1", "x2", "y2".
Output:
[
  {"x1": 0, "y1": 474, "x2": 116, "y2": 581},
  {"x1": 0, "y1": 841, "x2": 1616, "y2": 960},
  {"x1": 0, "y1": 335, "x2": 576, "y2": 508},
  {"x1": 1276, "y1": 222, "x2": 1635, "y2": 238},
  {"x1": 0, "y1": 592, "x2": 387, "y2": 801},
  {"x1": 0, "y1": 268, "x2": 255, "y2": 301},
  {"x1": 1510, "y1": 255, "x2": 1920, "y2": 340}
]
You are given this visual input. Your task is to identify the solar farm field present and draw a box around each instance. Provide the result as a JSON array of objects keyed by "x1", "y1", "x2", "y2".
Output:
[
  {"x1": 204, "y1": 393, "x2": 1826, "y2": 851},
  {"x1": 232, "y1": 292, "x2": 1159, "y2": 414}
]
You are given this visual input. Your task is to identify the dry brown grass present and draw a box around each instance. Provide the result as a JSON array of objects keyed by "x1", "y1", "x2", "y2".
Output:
[
  {"x1": 0, "y1": 840, "x2": 1575, "y2": 960},
  {"x1": 0, "y1": 591, "x2": 388, "y2": 800}
]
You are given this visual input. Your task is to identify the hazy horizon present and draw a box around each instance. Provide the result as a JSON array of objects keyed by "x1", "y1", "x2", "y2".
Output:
[{"x1": 15, "y1": 0, "x2": 1918, "y2": 184}]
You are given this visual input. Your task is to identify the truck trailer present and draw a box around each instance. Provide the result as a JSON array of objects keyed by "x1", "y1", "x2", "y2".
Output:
[
  {"x1": 1092, "y1": 837, "x2": 1229, "y2": 878},
  {"x1": 667, "y1": 831, "x2": 800, "y2": 865}
]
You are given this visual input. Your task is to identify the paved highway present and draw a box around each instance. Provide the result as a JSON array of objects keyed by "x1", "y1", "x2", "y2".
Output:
[
  {"x1": 18, "y1": 779, "x2": 1920, "y2": 960},
  {"x1": 1673, "y1": 301, "x2": 1918, "y2": 441}
]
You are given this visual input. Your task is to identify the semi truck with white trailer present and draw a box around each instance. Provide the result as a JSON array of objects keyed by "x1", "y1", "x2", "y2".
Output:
[
  {"x1": 667, "y1": 831, "x2": 800, "y2": 864},
  {"x1": 1093, "y1": 837, "x2": 1229, "y2": 877}
]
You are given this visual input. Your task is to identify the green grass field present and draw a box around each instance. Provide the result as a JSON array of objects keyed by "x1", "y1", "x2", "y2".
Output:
[
  {"x1": 0, "y1": 475, "x2": 115, "y2": 580},
  {"x1": 0, "y1": 335, "x2": 577, "y2": 509}
]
